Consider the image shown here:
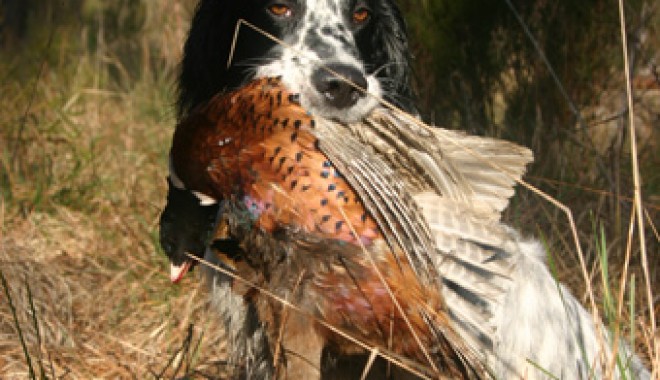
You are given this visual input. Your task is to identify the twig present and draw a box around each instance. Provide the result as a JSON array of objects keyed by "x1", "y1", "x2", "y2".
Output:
[
  {"x1": 616, "y1": 0, "x2": 656, "y2": 367},
  {"x1": 173, "y1": 324, "x2": 195, "y2": 379},
  {"x1": 360, "y1": 348, "x2": 379, "y2": 380},
  {"x1": 155, "y1": 324, "x2": 194, "y2": 379},
  {"x1": 25, "y1": 278, "x2": 47, "y2": 380},
  {"x1": 609, "y1": 205, "x2": 636, "y2": 375},
  {"x1": 643, "y1": 208, "x2": 659, "y2": 242},
  {"x1": 526, "y1": 176, "x2": 660, "y2": 212},
  {"x1": 272, "y1": 269, "x2": 306, "y2": 371}
]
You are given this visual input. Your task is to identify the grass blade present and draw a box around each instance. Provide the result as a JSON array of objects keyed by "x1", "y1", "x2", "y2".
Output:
[{"x1": 1, "y1": 270, "x2": 36, "y2": 379}]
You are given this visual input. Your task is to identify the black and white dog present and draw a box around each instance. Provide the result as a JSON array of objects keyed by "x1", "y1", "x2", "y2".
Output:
[{"x1": 160, "y1": 1, "x2": 650, "y2": 379}]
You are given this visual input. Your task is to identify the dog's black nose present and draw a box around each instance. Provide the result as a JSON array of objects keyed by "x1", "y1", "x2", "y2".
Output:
[{"x1": 312, "y1": 64, "x2": 367, "y2": 109}]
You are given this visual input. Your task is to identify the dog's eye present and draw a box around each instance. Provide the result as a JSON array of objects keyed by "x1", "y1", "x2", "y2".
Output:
[
  {"x1": 268, "y1": 4, "x2": 293, "y2": 17},
  {"x1": 352, "y1": 8, "x2": 370, "y2": 24}
]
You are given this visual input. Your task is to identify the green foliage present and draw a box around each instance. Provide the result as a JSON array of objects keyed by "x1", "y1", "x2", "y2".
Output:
[{"x1": 0, "y1": 0, "x2": 183, "y2": 215}]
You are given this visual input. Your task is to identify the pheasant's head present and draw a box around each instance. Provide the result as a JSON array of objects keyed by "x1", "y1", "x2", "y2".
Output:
[{"x1": 159, "y1": 177, "x2": 218, "y2": 283}]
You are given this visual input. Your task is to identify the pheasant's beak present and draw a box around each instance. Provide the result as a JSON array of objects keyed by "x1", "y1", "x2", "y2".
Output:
[{"x1": 170, "y1": 261, "x2": 193, "y2": 283}]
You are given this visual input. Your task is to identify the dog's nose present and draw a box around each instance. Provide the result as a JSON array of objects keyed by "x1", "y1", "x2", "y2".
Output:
[{"x1": 312, "y1": 64, "x2": 367, "y2": 109}]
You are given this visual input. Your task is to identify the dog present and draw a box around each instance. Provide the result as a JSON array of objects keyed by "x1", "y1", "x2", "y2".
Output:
[{"x1": 160, "y1": 1, "x2": 651, "y2": 378}]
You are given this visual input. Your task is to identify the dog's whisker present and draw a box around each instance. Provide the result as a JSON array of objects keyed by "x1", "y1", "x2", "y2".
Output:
[{"x1": 371, "y1": 61, "x2": 408, "y2": 77}]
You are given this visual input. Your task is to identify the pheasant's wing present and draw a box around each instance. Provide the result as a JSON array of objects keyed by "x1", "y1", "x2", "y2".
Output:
[
  {"x1": 413, "y1": 192, "x2": 517, "y2": 355},
  {"x1": 355, "y1": 109, "x2": 533, "y2": 219},
  {"x1": 313, "y1": 119, "x2": 441, "y2": 287},
  {"x1": 316, "y1": 109, "x2": 531, "y2": 356}
]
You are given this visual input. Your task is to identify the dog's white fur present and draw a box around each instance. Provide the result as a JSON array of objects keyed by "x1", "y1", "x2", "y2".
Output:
[
  {"x1": 203, "y1": 268, "x2": 275, "y2": 379},
  {"x1": 485, "y1": 234, "x2": 649, "y2": 379}
]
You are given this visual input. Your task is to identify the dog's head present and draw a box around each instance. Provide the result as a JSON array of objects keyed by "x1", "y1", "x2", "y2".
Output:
[{"x1": 179, "y1": 0, "x2": 413, "y2": 122}]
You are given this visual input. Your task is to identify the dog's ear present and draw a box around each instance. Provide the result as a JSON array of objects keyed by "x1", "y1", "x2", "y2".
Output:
[
  {"x1": 178, "y1": 1, "x2": 232, "y2": 118},
  {"x1": 370, "y1": 1, "x2": 416, "y2": 112},
  {"x1": 178, "y1": 1, "x2": 256, "y2": 118}
]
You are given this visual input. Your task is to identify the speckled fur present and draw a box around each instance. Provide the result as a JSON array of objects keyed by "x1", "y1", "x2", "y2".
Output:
[
  {"x1": 485, "y1": 233, "x2": 650, "y2": 379},
  {"x1": 202, "y1": 249, "x2": 275, "y2": 380},
  {"x1": 254, "y1": 0, "x2": 382, "y2": 121}
]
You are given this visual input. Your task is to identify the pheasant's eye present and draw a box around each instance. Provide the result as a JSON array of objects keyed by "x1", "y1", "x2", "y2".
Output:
[
  {"x1": 268, "y1": 4, "x2": 293, "y2": 17},
  {"x1": 352, "y1": 8, "x2": 370, "y2": 24}
]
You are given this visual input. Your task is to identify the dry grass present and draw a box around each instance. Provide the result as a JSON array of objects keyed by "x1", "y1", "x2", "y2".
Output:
[
  {"x1": 0, "y1": 0, "x2": 657, "y2": 378},
  {"x1": 0, "y1": 210, "x2": 228, "y2": 379},
  {"x1": 0, "y1": 2, "x2": 230, "y2": 378}
]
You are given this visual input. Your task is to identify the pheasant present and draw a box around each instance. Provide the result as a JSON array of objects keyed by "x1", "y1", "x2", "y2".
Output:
[{"x1": 168, "y1": 77, "x2": 533, "y2": 379}]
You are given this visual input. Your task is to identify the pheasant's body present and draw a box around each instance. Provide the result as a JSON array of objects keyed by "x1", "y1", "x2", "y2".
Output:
[{"x1": 171, "y1": 78, "x2": 486, "y2": 378}]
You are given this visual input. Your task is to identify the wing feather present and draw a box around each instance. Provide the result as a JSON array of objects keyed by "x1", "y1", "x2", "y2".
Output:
[{"x1": 361, "y1": 110, "x2": 533, "y2": 219}]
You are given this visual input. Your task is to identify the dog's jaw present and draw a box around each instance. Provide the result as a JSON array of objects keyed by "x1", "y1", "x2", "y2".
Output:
[{"x1": 256, "y1": 57, "x2": 381, "y2": 122}]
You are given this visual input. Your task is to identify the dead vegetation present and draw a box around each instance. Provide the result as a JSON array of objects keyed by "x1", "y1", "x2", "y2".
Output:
[
  {"x1": 0, "y1": 0, "x2": 657, "y2": 378},
  {"x1": 0, "y1": 209, "x2": 228, "y2": 378}
]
